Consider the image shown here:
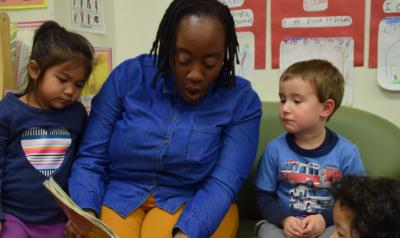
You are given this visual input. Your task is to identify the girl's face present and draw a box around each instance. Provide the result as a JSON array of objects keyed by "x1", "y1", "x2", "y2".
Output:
[
  {"x1": 331, "y1": 201, "x2": 359, "y2": 238},
  {"x1": 171, "y1": 15, "x2": 225, "y2": 104},
  {"x1": 29, "y1": 61, "x2": 87, "y2": 110}
]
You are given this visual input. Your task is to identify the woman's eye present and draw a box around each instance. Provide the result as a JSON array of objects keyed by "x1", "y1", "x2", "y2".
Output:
[
  {"x1": 178, "y1": 58, "x2": 190, "y2": 65},
  {"x1": 204, "y1": 58, "x2": 219, "y2": 69},
  {"x1": 176, "y1": 53, "x2": 191, "y2": 65},
  {"x1": 204, "y1": 63, "x2": 216, "y2": 69}
]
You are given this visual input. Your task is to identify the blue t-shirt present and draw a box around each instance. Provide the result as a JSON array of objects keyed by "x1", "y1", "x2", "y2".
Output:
[
  {"x1": 255, "y1": 129, "x2": 365, "y2": 220},
  {"x1": 0, "y1": 93, "x2": 87, "y2": 224},
  {"x1": 69, "y1": 54, "x2": 262, "y2": 238}
]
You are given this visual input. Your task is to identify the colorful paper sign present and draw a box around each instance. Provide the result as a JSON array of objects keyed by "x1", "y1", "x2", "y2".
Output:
[
  {"x1": 221, "y1": 0, "x2": 266, "y2": 69},
  {"x1": 271, "y1": 0, "x2": 364, "y2": 69},
  {"x1": 369, "y1": 0, "x2": 400, "y2": 68}
]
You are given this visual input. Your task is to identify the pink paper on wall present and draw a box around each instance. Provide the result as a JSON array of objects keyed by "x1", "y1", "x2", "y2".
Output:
[
  {"x1": 228, "y1": 0, "x2": 266, "y2": 69},
  {"x1": 271, "y1": 0, "x2": 364, "y2": 69},
  {"x1": 369, "y1": 0, "x2": 400, "y2": 68}
]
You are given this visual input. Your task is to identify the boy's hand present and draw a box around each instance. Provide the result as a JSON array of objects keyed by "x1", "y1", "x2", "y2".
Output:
[
  {"x1": 282, "y1": 216, "x2": 304, "y2": 238},
  {"x1": 301, "y1": 214, "x2": 325, "y2": 238}
]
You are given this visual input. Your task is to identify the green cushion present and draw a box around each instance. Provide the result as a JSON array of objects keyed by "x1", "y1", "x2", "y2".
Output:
[{"x1": 238, "y1": 101, "x2": 400, "y2": 227}]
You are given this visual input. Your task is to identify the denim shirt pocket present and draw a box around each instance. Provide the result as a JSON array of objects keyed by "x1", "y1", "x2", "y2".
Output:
[{"x1": 185, "y1": 124, "x2": 222, "y2": 162}]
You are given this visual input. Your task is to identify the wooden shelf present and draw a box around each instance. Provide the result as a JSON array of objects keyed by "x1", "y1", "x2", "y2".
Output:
[{"x1": 0, "y1": 12, "x2": 16, "y2": 99}]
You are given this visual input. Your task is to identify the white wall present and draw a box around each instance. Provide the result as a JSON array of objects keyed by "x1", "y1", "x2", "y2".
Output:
[{"x1": 3, "y1": 0, "x2": 399, "y2": 128}]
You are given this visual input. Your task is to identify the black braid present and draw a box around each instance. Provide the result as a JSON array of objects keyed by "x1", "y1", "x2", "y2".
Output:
[{"x1": 150, "y1": 0, "x2": 239, "y2": 88}]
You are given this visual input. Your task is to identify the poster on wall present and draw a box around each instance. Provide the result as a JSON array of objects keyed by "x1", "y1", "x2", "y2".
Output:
[
  {"x1": 11, "y1": 21, "x2": 46, "y2": 90},
  {"x1": 0, "y1": 0, "x2": 47, "y2": 10},
  {"x1": 280, "y1": 37, "x2": 354, "y2": 106},
  {"x1": 369, "y1": 0, "x2": 400, "y2": 68},
  {"x1": 377, "y1": 17, "x2": 400, "y2": 90},
  {"x1": 219, "y1": 0, "x2": 266, "y2": 73},
  {"x1": 236, "y1": 32, "x2": 255, "y2": 80},
  {"x1": 271, "y1": 0, "x2": 364, "y2": 69},
  {"x1": 71, "y1": 0, "x2": 106, "y2": 34},
  {"x1": 80, "y1": 47, "x2": 112, "y2": 113}
]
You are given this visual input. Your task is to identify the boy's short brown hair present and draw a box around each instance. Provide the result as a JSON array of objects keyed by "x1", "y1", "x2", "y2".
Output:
[{"x1": 280, "y1": 59, "x2": 344, "y2": 117}]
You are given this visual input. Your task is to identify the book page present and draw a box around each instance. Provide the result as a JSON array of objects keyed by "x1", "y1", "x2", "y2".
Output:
[{"x1": 43, "y1": 177, "x2": 118, "y2": 238}]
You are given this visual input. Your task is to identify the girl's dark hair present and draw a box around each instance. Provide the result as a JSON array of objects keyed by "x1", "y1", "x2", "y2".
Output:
[
  {"x1": 150, "y1": 0, "x2": 239, "y2": 88},
  {"x1": 331, "y1": 175, "x2": 400, "y2": 238},
  {"x1": 22, "y1": 20, "x2": 94, "y2": 94}
]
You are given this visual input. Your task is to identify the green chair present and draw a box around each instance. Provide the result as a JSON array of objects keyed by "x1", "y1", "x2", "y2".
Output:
[{"x1": 237, "y1": 102, "x2": 400, "y2": 238}]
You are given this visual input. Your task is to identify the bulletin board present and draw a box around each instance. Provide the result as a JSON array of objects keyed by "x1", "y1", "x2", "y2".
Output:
[{"x1": 271, "y1": 0, "x2": 365, "y2": 69}]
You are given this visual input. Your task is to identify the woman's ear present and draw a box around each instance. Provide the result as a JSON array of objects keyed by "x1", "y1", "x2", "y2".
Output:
[
  {"x1": 320, "y1": 99, "x2": 335, "y2": 119},
  {"x1": 28, "y1": 60, "x2": 40, "y2": 81}
]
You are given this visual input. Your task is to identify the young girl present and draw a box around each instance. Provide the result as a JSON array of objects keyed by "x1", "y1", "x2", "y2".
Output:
[{"x1": 0, "y1": 21, "x2": 93, "y2": 238}]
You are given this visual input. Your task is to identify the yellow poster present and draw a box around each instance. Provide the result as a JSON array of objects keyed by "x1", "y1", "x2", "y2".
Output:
[{"x1": 80, "y1": 47, "x2": 112, "y2": 113}]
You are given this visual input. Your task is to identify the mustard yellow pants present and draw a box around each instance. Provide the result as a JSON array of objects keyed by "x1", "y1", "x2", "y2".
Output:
[{"x1": 100, "y1": 196, "x2": 238, "y2": 238}]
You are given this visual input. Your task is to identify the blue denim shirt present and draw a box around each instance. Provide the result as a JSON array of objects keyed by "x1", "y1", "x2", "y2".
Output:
[{"x1": 69, "y1": 54, "x2": 261, "y2": 237}]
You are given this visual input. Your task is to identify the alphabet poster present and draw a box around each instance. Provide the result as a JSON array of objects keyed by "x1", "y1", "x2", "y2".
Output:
[
  {"x1": 71, "y1": 0, "x2": 105, "y2": 34},
  {"x1": 369, "y1": 0, "x2": 400, "y2": 68},
  {"x1": 271, "y1": 0, "x2": 364, "y2": 69}
]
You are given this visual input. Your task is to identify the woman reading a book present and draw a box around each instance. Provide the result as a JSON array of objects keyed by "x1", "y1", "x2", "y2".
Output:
[{"x1": 66, "y1": 0, "x2": 261, "y2": 237}]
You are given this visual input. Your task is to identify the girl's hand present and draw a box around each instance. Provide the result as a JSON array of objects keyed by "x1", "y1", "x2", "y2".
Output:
[
  {"x1": 64, "y1": 220, "x2": 83, "y2": 238},
  {"x1": 64, "y1": 211, "x2": 97, "y2": 238}
]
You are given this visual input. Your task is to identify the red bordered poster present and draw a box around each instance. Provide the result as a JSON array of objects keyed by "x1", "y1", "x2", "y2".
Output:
[
  {"x1": 223, "y1": 0, "x2": 266, "y2": 69},
  {"x1": 271, "y1": 0, "x2": 364, "y2": 69},
  {"x1": 369, "y1": 0, "x2": 400, "y2": 68}
]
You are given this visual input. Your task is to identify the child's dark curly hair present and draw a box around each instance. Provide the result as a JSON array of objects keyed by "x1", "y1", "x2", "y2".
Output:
[{"x1": 331, "y1": 175, "x2": 400, "y2": 238}]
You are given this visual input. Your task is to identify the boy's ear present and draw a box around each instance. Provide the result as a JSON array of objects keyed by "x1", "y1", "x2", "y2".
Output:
[
  {"x1": 320, "y1": 99, "x2": 335, "y2": 119},
  {"x1": 28, "y1": 60, "x2": 40, "y2": 81}
]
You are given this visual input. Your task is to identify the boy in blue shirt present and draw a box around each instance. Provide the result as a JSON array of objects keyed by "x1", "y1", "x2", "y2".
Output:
[{"x1": 254, "y1": 59, "x2": 365, "y2": 238}]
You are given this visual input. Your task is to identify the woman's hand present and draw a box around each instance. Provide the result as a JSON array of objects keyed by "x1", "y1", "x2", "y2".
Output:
[{"x1": 173, "y1": 230, "x2": 189, "y2": 238}]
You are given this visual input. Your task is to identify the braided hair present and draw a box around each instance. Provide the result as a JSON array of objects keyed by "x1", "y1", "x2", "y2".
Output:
[{"x1": 150, "y1": 0, "x2": 239, "y2": 88}]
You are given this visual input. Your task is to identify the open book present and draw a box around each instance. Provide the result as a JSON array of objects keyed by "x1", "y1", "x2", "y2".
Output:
[{"x1": 43, "y1": 177, "x2": 118, "y2": 238}]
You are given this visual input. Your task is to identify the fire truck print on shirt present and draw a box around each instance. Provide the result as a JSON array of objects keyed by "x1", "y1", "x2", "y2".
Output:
[
  {"x1": 281, "y1": 160, "x2": 340, "y2": 213},
  {"x1": 21, "y1": 128, "x2": 71, "y2": 177}
]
